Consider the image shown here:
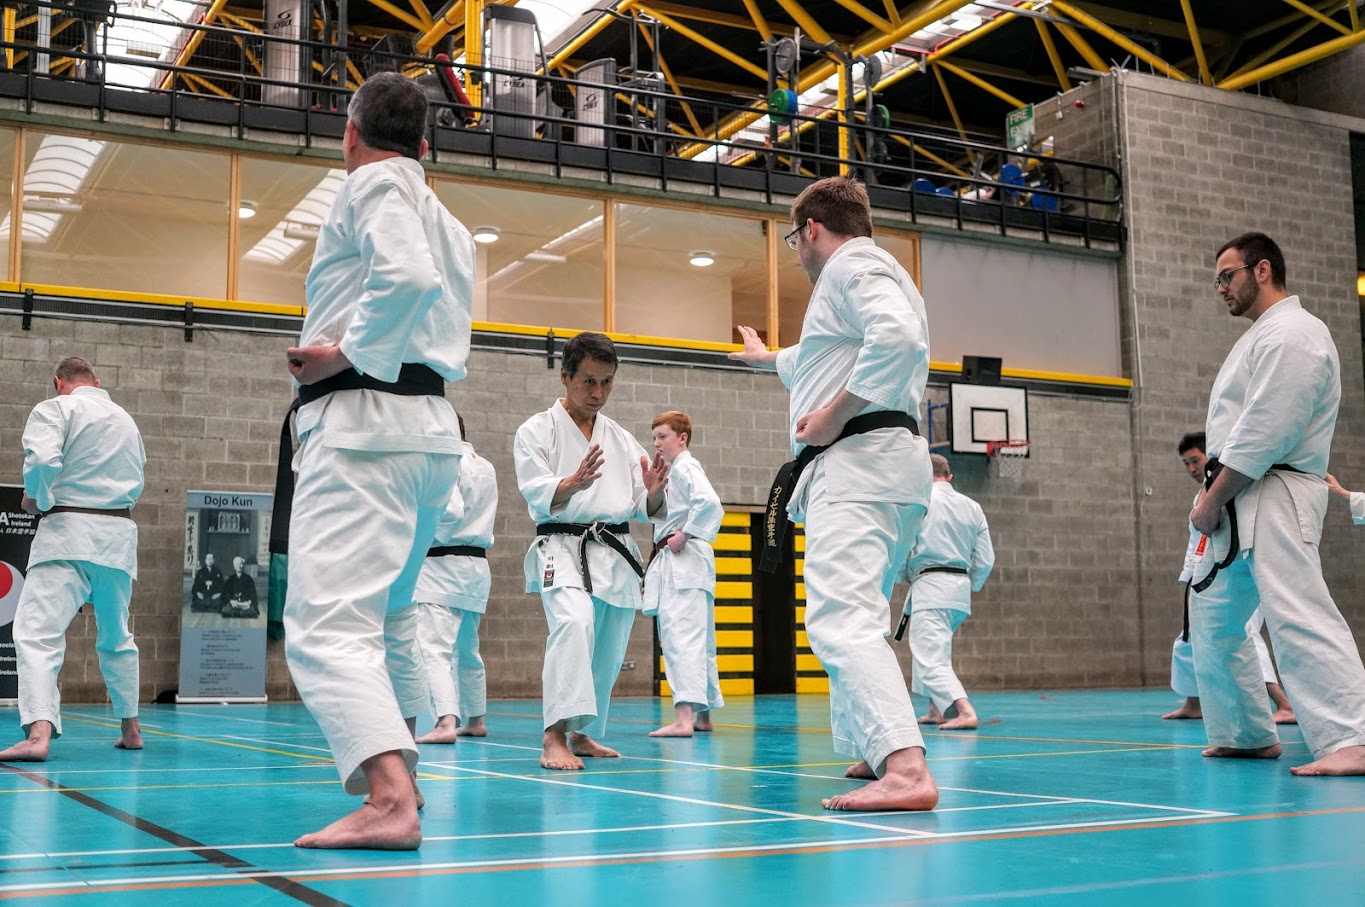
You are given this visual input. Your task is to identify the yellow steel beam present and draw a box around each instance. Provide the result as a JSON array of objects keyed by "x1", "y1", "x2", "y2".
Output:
[
  {"x1": 415, "y1": 0, "x2": 463, "y2": 54},
  {"x1": 465, "y1": 0, "x2": 483, "y2": 109},
  {"x1": 346, "y1": 57, "x2": 365, "y2": 87},
  {"x1": 364, "y1": 0, "x2": 427, "y2": 33},
  {"x1": 1219, "y1": 26, "x2": 1365, "y2": 90},
  {"x1": 1350, "y1": 0, "x2": 1359, "y2": 31},
  {"x1": 3, "y1": 7, "x2": 14, "y2": 70},
  {"x1": 184, "y1": 71, "x2": 234, "y2": 98},
  {"x1": 1071, "y1": 2, "x2": 1231, "y2": 45},
  {"x1": 836, "y1": 57, "x2": 850, "y2": 174},
  {"x1": 407, "y1": 0, "x2": 436, "y2": 31},
  {"x1": 639, "y1": 22, "x2": 703, "y2": 136},
  {"x1": 1049, "y1": 1, "x2": 1191, "y2": 81},
  {"x1": 1280, "y1": 0, "x2": 1352, "y2": 35},
  {"x1": 953, "y1": 58, "x2": 1064, "y2": 87},
  {"x1": 831, "y1": 0, "x2": 891, "y2": 34},
  {"x1": 1244, "y1": 0, "x2": 1340, "y2": 39},
  {"x1": 229, "y1": 34, "x2": 263, "y2": 74},
  {"x1": 1053, "y1": 21, "x2": 1109, "y2": 72},
  {"x1": 888, "y1": 134, "x2": 970, "y2": 178},
  {"x1": 220, "y1": 12, "x2": 262, "y2": 32},
  {"x1": 934, "y1": 59, "x2": 1026, "y2": 107},
  {"x1": 1034, "y1": 19, "x2": 1071, "y2": 90},
  {"x1": 882, "y1": 0, "x2": 901, "y2": 27},
  {"x1": 774, "y1": 0, "x2": 833, "y2": 46},
  {"x1": 1225, "y1": 2, "x2": 1349, "y2": 80},
  {"x1": 931, "y1": 64, "x2": 969, "y2": 143},
  {"x1": 741, "y1": 0, "x2": 774, "y2": 41},
  {"x1": 636, "y1": 5, "x2": 768, "y2": 81},
  {"x1": 546, "y1": 1, "x2": 635, "y2": 71},
  {"x1": 1178, "y1": 0, "x2": 1212, "y2": 84},
  {"x1": 160, "y1": 0, "x2": 232, "y2": 90}
]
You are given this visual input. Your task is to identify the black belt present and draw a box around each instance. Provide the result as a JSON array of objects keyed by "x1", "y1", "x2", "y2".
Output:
[
  {"x1": 1181, "y1": 581, "x2": 1191, "y2": 643},
  {"x1": 427, "y1": 545, "x2": 487, "y2": 559},
  {"x1": 536, "y1": 521, "x2": 643, "y2": 595},
  {"x1": 916, "y1": 565, "x2": 969, "y2": 578},
  {"x1": 45, "y1": 506, "x2": 132, "y2": 519},
  {"x1": 1190, "y1": 458, "x2": 1305, "y2": 593},
  {"x1": 269, "y1": 364, "x2": 446, "y2": 556},
  {"x1": 759, "y1": 411, "x2": 919, "y2": 574}
]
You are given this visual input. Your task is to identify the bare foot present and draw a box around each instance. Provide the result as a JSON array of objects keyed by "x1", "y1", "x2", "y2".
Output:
[
  {"x1": 456, "y1": 717, "x2": 487, "y2": 737},
  {"x1": 693, "y1": 712, "x2": 713, "y2": 732},
  {"x1": 294, "y1": 798, "x2": 421, "y2": 850},
  {"x1": 416, "y1": 716, "x2": 458, "y2": 744},
  {"x1": 0, "y1": 738, "x2": 50, "y2": 762},
  {"x1": 569, "y1": 732, "x2": 621, "y2": 759},
  {"x1": 541, "y1": 731, "x2": 585, "y2": 771},
  {"x1": 1271, "y1": 708, "x2": 1297, "y2": 725},
  {"x1": 649, "y1": 719, "x2": 694, "y2": 738},
  {"x1": 362, "y1": 772, "x2": 425, "y2": 810},
  {"x1": 917, "y1": 705, "x2": 945, "y2": 725},
  {"x1": 115, "y1": 718, "x2": 143, "y2": 750},
  {"x1": 843, "y1": 761, "x2": 876, "y2": 780},
  {"x1": 1163, "y1": 706, "x2": 1203, "y2": 719},
  {"x1": 1203, "y1": 743, "x2": 1282, "y2": 759},
  {"x1": 1290, "y1": 745, "x2": 1365, "y2": 776},
  {"x1": 939, "y1": 715, "x2": 979, "y2": 730},
  {"x1": 823, "y1": 774, "x2": 938, "y2": 812}
]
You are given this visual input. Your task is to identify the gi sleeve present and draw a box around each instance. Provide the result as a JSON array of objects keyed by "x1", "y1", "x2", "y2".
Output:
[
  {"x1": 513, "y1": 418, "x2": 562, "y2": 522},
  {"x1": 775, "y1": 344, "x2": 800, "y2": 389},
  {"x1": 1351, "y1": 491, "x2": 1365, "y2": 526},
  {"x1": 338, "y1": 178, "x2": 444, "y2": 382},
  {"x1": 21, "y1": 401, "x2": 66, "y2": 512},
  {"x1": 969, "y1": 505, "x2": 995, "y2": 593},
  {"x1": 1216, "y1": 336, "x2": 1335, "y2": 479},
  {"x1": 838, "y1": 270, "x2": 928, "y2": 409},
  {"x1": 680, "y1": 461, "x2": 723, "y2": 543}
]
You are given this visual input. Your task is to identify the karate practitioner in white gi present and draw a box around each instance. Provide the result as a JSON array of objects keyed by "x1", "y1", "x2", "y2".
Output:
[
  {"x1": 1325, "y1": 474, "x2": 1365, "y2": 525},
  {"x1": 414, "y1": 414, "x2": 497, "y2": 743},
  {"x1": 730, "y1": 176, "x2": 939, "y2": 812},
  {"x1": 643, "y1": 410, "x2": 725, "y2": 738},
  {"x1": 1190, "y1": 231, "x2": 1365, "y2": 776},
  {"x1": 1166, "y1": 432, "x2": 1294, "y2": 724},
  {"x1": 514, "y1": 332, "x2": 668, "y2": 770},
  {"x1": 0, "y1": 357, "x2": 145, "y2": 763},
  {"x1": 281, "y1": 73, "x2": 473, "y2": 849},
  {"x1": 899, "y1": 454, "x2": 993, "y2": 731}
]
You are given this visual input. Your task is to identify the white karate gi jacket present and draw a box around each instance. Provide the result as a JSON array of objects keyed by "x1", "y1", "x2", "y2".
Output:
[
  {"x1": 774, "y1": 237, "x2": 933, "y2": 521},
  {"x1": 514, "y1": 401, "x2": 651, "y2": 607},
  {"x1": 23, "y1": 386, "x2": 144, "y2": 577},
  {"x1": 1202, "y1": 296, "x2": 1339, "y2": 557},
  {"x1": 644, "y1": 451, "x2": 722, "y2": 614},
  {"x1": 295, "y1": 156, "x2": 472, "y2": 454},
  {"x1": 901, "y1": 481, "x2": 993, "y2": 614},
  {"x1": 414, "y1": 442, "x2": 497, "y2": 613},
  {"x1": 1349, "y1": 491, "x2": 1364, "y2": 525}
]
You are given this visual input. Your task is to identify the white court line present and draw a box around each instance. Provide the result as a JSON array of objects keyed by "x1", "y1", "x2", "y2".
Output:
[
  {"x1": 0, "y1": 811, "x2": 1248, "y2": 895},
  {"x1": 1, "y1": 763, "x2": 338, "y2": 777}
]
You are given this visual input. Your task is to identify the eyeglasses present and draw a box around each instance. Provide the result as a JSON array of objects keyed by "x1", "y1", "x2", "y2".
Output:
[
  {"x1": 1214, "y1": 262, "x2": 1256, "y2": 289},
  {"x1": 784, "y1": 222, "x2": 807, "y2": 251}
]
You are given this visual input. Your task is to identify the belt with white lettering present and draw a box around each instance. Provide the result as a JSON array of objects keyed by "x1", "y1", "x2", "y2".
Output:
[
  {"x1": 536, "y1": 521, "x2": 643, "y2": 595},
  {"x1": 1190, "y1": 458, "x2": 1305, "y2": 593}
]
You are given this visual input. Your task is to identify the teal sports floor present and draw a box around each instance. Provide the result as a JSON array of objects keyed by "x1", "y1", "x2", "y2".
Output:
[{"x1": 2, "y1": 691, "x2": 1364, "y2": 905}]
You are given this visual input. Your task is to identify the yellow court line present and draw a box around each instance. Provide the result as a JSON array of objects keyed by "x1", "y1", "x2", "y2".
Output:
[{"x1": 62, "y1": 715, "x2": 330, "y2": 763}]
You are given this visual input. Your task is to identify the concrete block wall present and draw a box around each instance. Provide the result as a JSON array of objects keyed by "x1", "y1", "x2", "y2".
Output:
[{"x1": 1274, "y1": 47, "x2": 1365, "y2": 122}]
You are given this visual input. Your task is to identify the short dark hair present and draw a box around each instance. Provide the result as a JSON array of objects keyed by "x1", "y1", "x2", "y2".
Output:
[
  {"x1": 1177, "y1": 431, "x2": 1206, "y2": 455},
  {"x1": 791, "y1": 176, "x2": 873, "y2": 239},
  {"x1": 349, "y1": 72, "x2": 427, "y2": 159},
  {"x1": 1217, "y1": 232, "x2": 1286, "y2": 288},
  {"x1": 455, "y1": 411, "x2": 467, "y2": 443},
  {"x1": 54, "y1": 356, "x2": 97, "y2": 385},
  {"x1": 562, "y1": 332, "x2": 618, "y2": 378}
]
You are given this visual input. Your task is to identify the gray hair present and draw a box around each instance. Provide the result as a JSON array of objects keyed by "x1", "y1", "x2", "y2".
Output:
[
  {"x1": 349, "y1": 72, "x2": 427, "y2": 159},
  {"x1": 930, "y1": 453, "x2": 951, "y2": 478}
]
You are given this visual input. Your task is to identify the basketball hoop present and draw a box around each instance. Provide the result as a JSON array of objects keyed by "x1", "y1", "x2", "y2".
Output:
[{"x1": 986, "y1": 439, "x2": 1029, "y2": 480}]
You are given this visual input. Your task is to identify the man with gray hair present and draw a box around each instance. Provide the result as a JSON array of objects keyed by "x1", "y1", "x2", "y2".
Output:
[
  {"x1": 0, "y1": 356, "x2": 145, "y2": 763},
  {"x1": 895, "y1": 453, "x2": 993, "y2": 731},
  {"x1": 280, "y1": 71, "x2": 474, "y2": 849}
]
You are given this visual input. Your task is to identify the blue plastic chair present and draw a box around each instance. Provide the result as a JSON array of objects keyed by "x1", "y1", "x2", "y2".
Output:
[{"x1": 912, "y1": 178, "x2": 937, "y2": 194}]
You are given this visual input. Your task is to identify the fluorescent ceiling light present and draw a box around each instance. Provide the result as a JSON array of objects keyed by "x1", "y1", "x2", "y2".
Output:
[
  {"x1": 244, "y1": 169, "x2": 346, "y2": 265},
  {"x1": 689, "y1": 251, "x2": 715, "y2": 267}
]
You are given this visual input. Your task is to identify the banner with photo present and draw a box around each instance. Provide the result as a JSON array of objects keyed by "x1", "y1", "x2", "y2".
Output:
[
  {"x1": 0, "y1": 485, "x2": 39, "y2": 702},
  {"x1": 178, "y1": 491, "x2": 272, "y2": 702}
]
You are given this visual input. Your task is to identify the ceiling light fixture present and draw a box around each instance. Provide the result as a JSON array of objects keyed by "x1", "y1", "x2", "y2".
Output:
[
  {"x1": 238, "y1": 200, "x2": 257, "y2": 219},
  {"x1": 689, "y1": 251, "x2": 716, "y2": 267},
  {"x1": 472, "y1": 225, "x2": 500, "y2": 244}
]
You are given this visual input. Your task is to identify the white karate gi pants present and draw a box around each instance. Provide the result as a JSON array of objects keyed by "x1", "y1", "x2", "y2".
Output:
[
  {"x1": 657, "y1": 586, "x2": 723, "y2": 711},
  {"x1": 415, "y1": 602, "x2": 487, "y2": 721},
  {"x1": 909, "y1": 608, "x2": 968, "y2": 714},
  {"x1": 541, "y1": 586, "x2": 635, "y2": 737},
  {"x1": 803, "y1": 491, "x2": 926, "y2": 777},
  {"x1": 14, "y1": 560, "x2": 138, "y2": 737},
  {"x1": 1171, "y1": 612, "x2": 1277, "y2": 698},
  {"x1": 1191, "y1": 476, "x2": 1365, "y2": 758},
  {"x1": 284, "y1": 440, "x2": 457, "y2": 794}
]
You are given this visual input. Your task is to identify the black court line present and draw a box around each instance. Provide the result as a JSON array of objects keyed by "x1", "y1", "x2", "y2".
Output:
[{"x1": 0, "y1": 763, "x2": 350, "y2": 906}]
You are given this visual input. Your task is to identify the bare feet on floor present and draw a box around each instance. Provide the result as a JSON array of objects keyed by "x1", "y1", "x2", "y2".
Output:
[
  {"x1": 917, "y1": 705, "x2": 945, "y2": 725},
  {"x1": 114, "y1": 718, "x2": 143, "y2": 750},
  {"x1": 1271, "y1": 708, "x2": 1297, "y2": 725},
  {"x1": 1290, "y1": 745, "x2": 1365, "y2": 776},
  {"x1": 843, "y1": 761, "x2": 876, "y2": 780},
  {"x1": 825, "y1": 749, "x2": 938, "y2": 812},
  {"x1": 456, "y1": 717, "x2": 487, "y2": 738},
  {"x1": 0, "y1": 721, "x2": 53, "y2": 762},
  {"x1": 294, "y1": 798, "x2": 421, "y2": 850},
  {"x1": 415, "y1": 716, "x2": 458, "y2": 744},
  {"x1": 541, "y1": 729, "x2": 584, "y2": 770},
  {"x1": 1203, "y1": 743, "x2": 1281, "y2": 759},
  {"x1": 1163, "y1": 697, "x2": 1203, "y2": 720},
  {"x1": 649, "y1": 719, "x2": 694, "y2": 737},
  {"x1": 692, "y1": 712, "x2": 714, "y2": 732},
  {"x1": 569, "y1": 732, "x2": 620, "y2": 759}
]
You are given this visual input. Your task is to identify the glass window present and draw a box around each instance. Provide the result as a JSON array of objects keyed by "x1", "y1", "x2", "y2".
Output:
[
  {"x1": 238, "y1": 156, "x2": 343, "y2": 306},
  {"x1": 433, "y1": 179, "x2": 605, "y2": 330},
  {"x1": 614, "y1": 203, "x2": 767, "y2": 344},
  {"x1": 777, "y1": 224, "x2": 920, "y2": 347},
  {"x1": 0, "y1": 128, "x2": 14, "y2": 282},
  {"x1": 19, "y1": 132, "x2": 230, "y2": 298}
]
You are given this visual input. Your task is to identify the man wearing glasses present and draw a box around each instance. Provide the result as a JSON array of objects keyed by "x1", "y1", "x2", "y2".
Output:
[
  {"x1": 1189, "y1": 231, "x2": 1365, "y2": 776},
  {"x1": 730, "y1": 176, "x2": 938, "y2": 811}
]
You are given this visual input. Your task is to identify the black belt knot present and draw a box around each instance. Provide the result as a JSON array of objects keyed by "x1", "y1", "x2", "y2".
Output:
[
  {"x1": 270, "y1": 364, "x2": 446, "y2": 556},
  {"x1": 759, "y1": 411, "x2": 919, "y2": 574},
  {"x1": 536, "y1": 521, "x2": 643, "y2": 595},
  {"x1": 1191, "y1": 458, "x2": 1306, "y2": 593}
]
